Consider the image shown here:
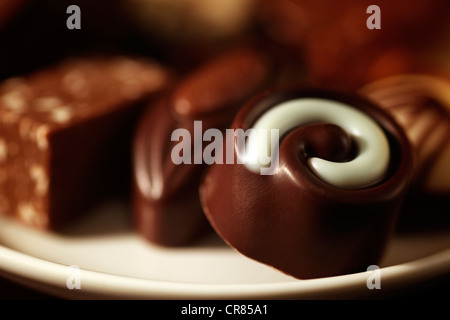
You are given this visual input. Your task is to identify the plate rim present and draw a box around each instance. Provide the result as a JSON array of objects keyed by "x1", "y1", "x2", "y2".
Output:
[{"x1": 1, "y1": 243, "x2": 449, "y2": 299}]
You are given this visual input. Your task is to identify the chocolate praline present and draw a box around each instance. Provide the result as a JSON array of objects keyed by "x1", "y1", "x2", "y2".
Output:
[
  {"x1": 132, "y1": 47, "x2": 274, "y2": 246},
  {"x1": 199, "y1": 88, "x2": 413, "y2": 279}
]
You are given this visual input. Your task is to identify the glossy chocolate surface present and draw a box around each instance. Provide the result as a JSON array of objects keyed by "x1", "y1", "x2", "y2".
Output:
[
  {"x1": 200, "y1": 88, "x2": 413, "y2": 279},
  {"x1": 132, "y1": 46, "x2": 274, "y2": 246}
]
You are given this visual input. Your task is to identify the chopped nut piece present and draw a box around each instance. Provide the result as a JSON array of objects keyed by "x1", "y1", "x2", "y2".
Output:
[
  {"x1": 1, "y1": 90, "x2": 27, "y2": 113},
  {"x1": 49, "y1": 106, "x2": 73, "y2": 123},
  {"x1": 34, "y1": 96, "x2": 63, "y2": 112},
  {"x1": 0, "y1": 138, "x2": 7, "y2": 163}
]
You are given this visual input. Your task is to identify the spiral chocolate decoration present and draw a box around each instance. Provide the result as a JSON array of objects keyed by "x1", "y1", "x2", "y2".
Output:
[
  {"x1": 243, "y1": 97, "x2": 390, "y2": 188},
  {"x1": 199, "y1": 88, "x2": 413, "y2": 279}
]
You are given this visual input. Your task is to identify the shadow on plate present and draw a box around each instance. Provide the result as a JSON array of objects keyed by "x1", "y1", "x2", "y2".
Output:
[{"x1": 59, "y1": 199, "x2": 228, "y2": 248}]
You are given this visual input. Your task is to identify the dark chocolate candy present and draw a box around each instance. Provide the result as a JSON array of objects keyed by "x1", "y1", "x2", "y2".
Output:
[
  {"x1": 199, "y1": 88, "x2": 413, "y2": 279},
  {"x1": 0, "y1": 55, "x2": 170, "y2": 229},
  {"x1": 132, "y1": 46, "x2": 274, "y2": 246}
]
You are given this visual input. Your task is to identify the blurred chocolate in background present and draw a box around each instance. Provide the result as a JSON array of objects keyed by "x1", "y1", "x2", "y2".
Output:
[{"x1": 257, "y1": 0, "x2": 450, "y2": 90}]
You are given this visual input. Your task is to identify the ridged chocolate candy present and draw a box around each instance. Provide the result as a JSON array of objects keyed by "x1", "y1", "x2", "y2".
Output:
[{"x1": 361, "y1": 74, "x2": 450, "y2": 229}]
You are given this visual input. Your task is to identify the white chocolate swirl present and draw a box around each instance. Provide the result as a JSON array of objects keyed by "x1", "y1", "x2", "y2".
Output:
[{"x1": 244, "y1": 98, "x2": 390, "y2": 188}]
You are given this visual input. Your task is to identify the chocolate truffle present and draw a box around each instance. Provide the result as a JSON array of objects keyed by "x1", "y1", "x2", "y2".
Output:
[
  {"x1": 132, "y1": 47, "x2": 273, "y2": 246},
  {"x1": 199, "y1": 88, "x2": 413, "y2": 279},
  {"x1": 0, "y1": 55, "x2": 170, "y2": 229}
]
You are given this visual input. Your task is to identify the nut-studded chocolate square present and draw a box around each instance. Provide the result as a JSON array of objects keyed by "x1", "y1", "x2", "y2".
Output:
[{"x1": 0, "y1": 56, "x2": 170, "y2": 229}]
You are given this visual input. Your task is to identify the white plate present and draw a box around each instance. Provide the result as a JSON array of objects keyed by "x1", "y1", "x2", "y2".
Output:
[{"x1": 0, "y1": 200, "x2": 449, "y2": 299}]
